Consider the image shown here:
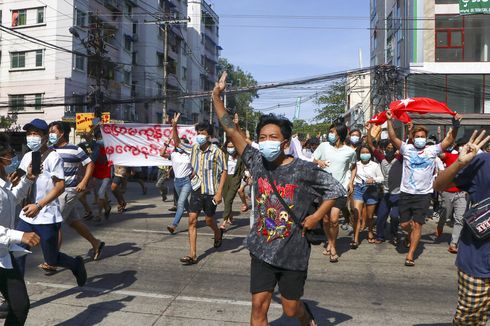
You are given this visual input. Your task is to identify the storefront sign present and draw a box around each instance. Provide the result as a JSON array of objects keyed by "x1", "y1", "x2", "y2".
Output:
[{"x1": 460, "y1": 0, "x2": 490, "y2": 15}]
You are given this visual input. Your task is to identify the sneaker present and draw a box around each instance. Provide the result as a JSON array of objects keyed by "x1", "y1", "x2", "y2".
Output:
[
  {"x1": 448, "y1": 244, "x2": 458, "y2": 254},
  {"x1": 72, "y1": 256, "x2": 87, "y2": 287},
  {"x1": 167, "y1": 225, "x2": 176, "y2": 234},
  {"x1": 169, "y1": 206, "x2": 177, "y2": 212},
  {"x1": 83, "y1": 212, "x2": 94, "y2": 221}
]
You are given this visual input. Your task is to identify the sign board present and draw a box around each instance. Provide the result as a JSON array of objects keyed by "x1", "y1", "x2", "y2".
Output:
[
  {"x1": 460, "y1": 0, "x2": 490, "y2": 15},
  {"x1": 100, "y1": 123, "x2": 197, "y2": 166},
  {"x1": 101, "y1": 112, "x2": 111, "y2": 124},
  {"x1": 75, "y1": 113, "x2": 94, "y2": 132}
]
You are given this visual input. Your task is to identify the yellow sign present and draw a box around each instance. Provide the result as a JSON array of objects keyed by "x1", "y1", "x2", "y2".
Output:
[
  {"x1": 76, "y1": 113, "x2": 94, "y2": 132},
  {"x1": 101, "y1": 112, "x2": 111, "y2": 124}
]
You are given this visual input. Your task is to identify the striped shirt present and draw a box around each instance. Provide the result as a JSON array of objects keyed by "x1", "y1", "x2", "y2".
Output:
[
  {"x1": 54, "y1": 144, "x2": 92, "y2": 188},
  {"x1": 180, "y1": 142, "x2": 226, "y2": 195}
]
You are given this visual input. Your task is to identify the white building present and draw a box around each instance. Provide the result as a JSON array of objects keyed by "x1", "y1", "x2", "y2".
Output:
[{"x1": 0, "y1": 0, "x2": 220, "y2": 129}]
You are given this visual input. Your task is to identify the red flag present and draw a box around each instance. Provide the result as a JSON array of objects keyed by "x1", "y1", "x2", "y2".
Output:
[
  {"x1": 389, "y1": 97, "x2": 457, "y2": 116},
  {"x1": 368, "y1": 110, "x2": 412, "y2": 125}
]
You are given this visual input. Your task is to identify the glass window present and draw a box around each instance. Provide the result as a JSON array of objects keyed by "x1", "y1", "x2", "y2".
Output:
[
  {"x1": 435, "y1": 0, "x2": 458, "y2": 4},
  {"x1": 437, "y1": 31, "x2": 449, "y2": 47},
  {"x1": 12, "y1": 10, "x2": 26, "y2": 26},
  {"x1": 75, "y1": 9, "x2": 86, "y2": 27},
  {"x1": 9, "y1": 95, "x2": 25, "y2": 111},
  {"x1": 407, "y1": 74, "x2": 446, "y2": 102},
  {"x1": 451, "y1": 31, "x2": 463, "y2": 46},
  {"x1": 124, "y1": 70, "x2": 131, "y2": 85},
  {"x1": 435, "y1": 15, "x2": 464, "y2": 62},
  {"x1": 34, "y1": 94, "x2": 42, "y2": 110},
  {"x1": 463, "y1": 15, "x2": 490, "y2": 62},
  {"x1": 11, "y1": 52, "x2": 25, "y2": 68},
  {"x1": 447, "y1": 75, "x2": 483, "y2": 114},
  {"x1": 435, "y1": 15, "x2": 463, "y2": 29},
  {"x1": 74, "y1": 54, "x2": 85, "y2": 70},
  {"x1": 124, "y1": 35, "x2": 132, "y2": 51},
  {"x1": 35, "y1": 50, "x2": 43, "y2": 67},
  {"x1": 37, "y1": 7, "x2": 44, "y2": 24}
]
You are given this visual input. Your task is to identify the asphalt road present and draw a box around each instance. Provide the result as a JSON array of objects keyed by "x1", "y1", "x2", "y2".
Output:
[{"x1": 20, "y1": 181, "x2": 458, "y2": 325}]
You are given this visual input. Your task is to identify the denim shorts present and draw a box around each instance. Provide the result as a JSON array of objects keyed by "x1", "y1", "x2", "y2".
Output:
[{"x1": 353, "y1": 183, "x2": 379, "y2": 205}]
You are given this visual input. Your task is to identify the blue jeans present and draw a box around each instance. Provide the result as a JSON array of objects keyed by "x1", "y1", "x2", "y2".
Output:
[
  {"x1": 15, "y1": 219, "x2": 78, "y2": 276},
  {"x1": 171, "y1": 176, "x2": 191, "y2": 227},
  {"x1": 375, "y1": 193, "x2": 400, "y2": 241}
]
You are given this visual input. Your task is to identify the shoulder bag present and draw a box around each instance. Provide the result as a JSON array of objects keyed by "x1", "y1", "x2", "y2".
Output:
[{"x1": 464, "y1": 197, "x2": 490, "y2": 240}]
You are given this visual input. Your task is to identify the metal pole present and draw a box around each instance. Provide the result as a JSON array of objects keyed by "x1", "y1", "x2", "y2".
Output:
[
  {"x1": 209, "y1": 95, "x2": 213, "y2": 124},
  {"x1": 162, "y1": 23, "x2": 168, "y2": 123}
]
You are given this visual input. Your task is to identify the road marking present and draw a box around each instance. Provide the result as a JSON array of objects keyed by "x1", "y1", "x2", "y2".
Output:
[
  {"x1": 131, "y1": 229, "x2": 248, "y2": 238},
  {"x1": 32, "y1": 282, "x2": 282, "y2": 309}
]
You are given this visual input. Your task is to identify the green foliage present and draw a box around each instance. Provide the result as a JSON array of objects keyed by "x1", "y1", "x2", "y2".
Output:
[
  {"x1": 292, "y1": 119, "x2": 329, "y2": 139},
  {"x1": 0, "y1": 115, "x2": 17, "y2": 130},
  {"x1": 217, "y1": 58, "x2": 259, "y2": 136},
  {"x1": 314, "y1": 79, "x2": 347, "y2": 123}
]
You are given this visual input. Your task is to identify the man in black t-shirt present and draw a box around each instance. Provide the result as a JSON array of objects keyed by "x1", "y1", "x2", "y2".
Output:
[{"x1": 212, "y1": 73, "x2": 345, "y2": 326}]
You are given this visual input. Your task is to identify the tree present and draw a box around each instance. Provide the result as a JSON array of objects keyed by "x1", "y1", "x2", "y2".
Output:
[
  {"x1": 217, "y1": 58, "x2": 259, "y2": 136},
  {"x1": 314, "y1": 79, "x2": 347, "y2": 123},
  {"x1": 0, "y1": 114, "x2": 18, "y2": 131}
]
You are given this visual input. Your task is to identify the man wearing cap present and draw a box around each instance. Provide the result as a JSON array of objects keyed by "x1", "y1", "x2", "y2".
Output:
[{"x1": 15, "y1": 119, "x2": 87, "y2": 287}]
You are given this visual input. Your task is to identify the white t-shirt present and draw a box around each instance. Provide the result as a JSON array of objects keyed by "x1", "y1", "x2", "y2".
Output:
[
  {"x1": 400, "y1": 143, "x2": 442, "y2": 194},
  {"x1": 19, "y1": 151, "x2": 65, "y2": 225},
  {"x1": 227, "y1": 156, "x2": 237, "y2": 175},
  {"x1": 313, "y1": 142, "x2": 356, "y2": 191},
  {"x1": 170, "y1": 151, "x2": 192, "y2": 179},
  {"x1": 354, "y1": 160, "x2": 384, "y2": 185}
]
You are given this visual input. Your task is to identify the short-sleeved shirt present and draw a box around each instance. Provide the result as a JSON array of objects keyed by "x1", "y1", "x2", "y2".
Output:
[
  {"x1": 19, "y1": 151, "x2": 65, "y2": 225},
  {"x1": 313, "y1": 142, "x2": 356, "y2": 191},
  {"x1": 180, "y1": 142, "x2": 226, "y2": 196},
  {"x1": 54, "y1": 144, "x2": 91, "y2": 188},
  {"x1": 453, "y1": 153, "x2": 490, "y2": 278},
  {"x1": 374, "y1": 150, "x2": 402, "y2": 194},
  {"x1": 242, "y1": 145, "x2": 345, "y2": 271},
  {"x1": 170, "y1": 151, "x2": 192, "y2": 179},
  {"x1": 400, "y1": 143, "x2": 442, "y2": 194}
]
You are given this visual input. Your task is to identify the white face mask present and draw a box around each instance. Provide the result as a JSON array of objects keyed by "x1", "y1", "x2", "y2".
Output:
[
  {"x1": 226, "y1": 147, "x2": 236, "y2": 156},
  {"x1": 26, "y1": 136, "x2": 42, "y2": 152}
]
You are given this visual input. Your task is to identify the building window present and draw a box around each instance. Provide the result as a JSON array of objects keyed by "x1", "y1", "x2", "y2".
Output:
[
  {"x1": 12, "y1": 9, "x2": 26, "y2": 26},
  {"x1": 435, "y1": 15, "x2": 464, "y2": 62},
  {"x1": 35, "y1": 50, "x2": 43, "y2": 67},
  {"x1": 74, "y1": 54, "x2": 85, "y2": 71},
  {"x1": 123, "y1": 70, "x2": 131, "y2": 85},
  {"x1": 9, "y1": 95, "x2": 25, "y2": 111},
  {"x1": 75, "y1": 9, "x2": 86, "y2": 27},
  {"x1": 182, "y1": 67, "x2": 187, "y2": 81},
  {"x1": 132, "y1": 51, "x2": 137, "y2": 65},
  {"x1": 37, "y1": 7, "x2": 45, "y2": 24},
  {"x1": 10, "y1": 52, "x2": 26, "y2": 68},
  {"x1": 34, "y1": 94, "x2": 42, "y2": 110}
]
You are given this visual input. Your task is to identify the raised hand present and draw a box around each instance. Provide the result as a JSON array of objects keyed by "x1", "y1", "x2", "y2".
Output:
[
  {"x1": 458, "y1": 130, "x2": 490, "y2": 165},
  {"x1": 386, "y1": 110, "x2": 393, "y2": 120},
  {"x1": 213, "y1": 71, "x2": 228, "y2": 96},
  {"x1": 171, "y1": 112, "x2": 180, "y2": 128}
]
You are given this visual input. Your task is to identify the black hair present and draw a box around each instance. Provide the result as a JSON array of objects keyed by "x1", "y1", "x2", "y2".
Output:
[
  {"x1": 357, "y1": 144, "x2": 373, "y2": 160},
  {"x1": 93, "y1": 126, "x2": 102, "y2": 139},
  {"x1": 48, "y1": 121, "x2": 70, "y2": 141},
  {"x1": 255, "y1": 113, "x2": 293, "y2": 141},
  {"x1": 0, "y1": 134, "x2": 11, "y2": 155},
  {"x1": 349, "y1": 129, "x2": 361, "y2": 136},
  {"x1": 308, "y1": 137, "x2": 320, "y2": 146},
  {"x1": 328, "y1": 121, "x2": 348, "y2": 142},
  {"x1": 195, "y1": 122, "x2": 213, "y2": 136}
]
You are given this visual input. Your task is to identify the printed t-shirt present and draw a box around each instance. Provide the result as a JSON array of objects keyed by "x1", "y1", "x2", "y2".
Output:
[{"x1": 400, "y1": 143, "x2": 442, "y2": 194}]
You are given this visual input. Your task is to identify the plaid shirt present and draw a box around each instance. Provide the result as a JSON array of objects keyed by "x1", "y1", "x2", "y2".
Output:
[{"x1": 180, "y1": 142, "x2": 227, "y2": 195}]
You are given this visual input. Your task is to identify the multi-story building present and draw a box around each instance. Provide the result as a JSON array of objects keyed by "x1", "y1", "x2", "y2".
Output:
[
  {"x1": 187, "y1": 0, "x2": 220, "y2": 126},
  {"x1": 0, "y1": 0, "x2": 219, "y2": 129},
  {"x1": 371, "y1": 0, "x2": 490, "y2": 137}
]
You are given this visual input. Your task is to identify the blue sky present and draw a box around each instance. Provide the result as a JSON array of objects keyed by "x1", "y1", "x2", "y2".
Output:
[{"x1": 210, "y1": 0, "x2": 370, "y2": 121}]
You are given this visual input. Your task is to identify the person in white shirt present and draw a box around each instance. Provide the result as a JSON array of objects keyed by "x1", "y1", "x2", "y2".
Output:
[
  {"x1": 0, "y1": 135, "x2": 40, "y2": 325},
  {"x1": 313, "y1": 121, "x2": 357, "y2": 263},
  {"x1": 161, "y1": 138, "x2": 193, "y2": 234},
  {"x1": 387, "y1": 111, "x2": 461, "y2": 266},
  {"x1": 351, "y1": 145, "x2": 384, "y2": 248},
  {"x1": 15, "y1": 119, "x2": 87, "y2": 286}
]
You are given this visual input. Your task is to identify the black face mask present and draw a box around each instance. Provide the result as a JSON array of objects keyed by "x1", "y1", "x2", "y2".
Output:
[{"x1": 385, "y1": 150, "x2": 396, "y2": 162}]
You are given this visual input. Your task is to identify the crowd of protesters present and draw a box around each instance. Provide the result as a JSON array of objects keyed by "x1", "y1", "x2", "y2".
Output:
[{"x1": 0, "y1": 77, "x2": 488, "y2": 325}]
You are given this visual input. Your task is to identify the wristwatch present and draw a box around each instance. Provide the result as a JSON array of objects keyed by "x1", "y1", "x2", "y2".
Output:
[{"x1": 35, "y1": 202, "x2": 43, "y2": 210}]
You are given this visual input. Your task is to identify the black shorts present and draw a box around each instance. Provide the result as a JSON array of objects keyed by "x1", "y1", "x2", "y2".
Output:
[
  {"x1": 250, "y1": 255, "x2": 307, "y2": 301},
  {"x1": 399, "y1": 192, "x2": 431, "y2": 225},
  {"x1": 189, "y1": 190, "x2": 217, "y2": 216},
  {"x1": 333, "y1": 196, "x2": 348, "y2": 210}
]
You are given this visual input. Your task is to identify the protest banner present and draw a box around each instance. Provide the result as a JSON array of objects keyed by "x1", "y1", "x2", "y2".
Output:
[
  {"x1": 100, "y1": 123, "x2": 197, "y2": 166},
  {"x1": 76, "y1": 113, "x2": 94, "y2": 132}
]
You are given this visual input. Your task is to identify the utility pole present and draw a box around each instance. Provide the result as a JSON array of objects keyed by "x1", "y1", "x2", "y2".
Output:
[{"x1": 145, "y1": 17, "x2": 190, "y2": 123}]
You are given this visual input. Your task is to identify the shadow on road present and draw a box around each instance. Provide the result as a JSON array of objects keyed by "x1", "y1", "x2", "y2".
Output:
[
  {"x1": 269, "y1": 298, "x2": 352, "y2": 326},
  {"x1": 93, "y1": 242, "x2": 142, "y2": 260},
  {"x1": 413, "y1": 323, "x2": 451, "y2": 326}
]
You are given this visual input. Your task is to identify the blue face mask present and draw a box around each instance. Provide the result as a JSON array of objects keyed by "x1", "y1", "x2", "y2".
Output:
[
  {"x1": 26, "y1": 136, "x2": 42, "y2": 152},
  {"x1": 48, "y1": 133, "x2": 59, "y2": 145},
  {"x1": 196, "y1": 135, "x2": 208, "y2": 146},
  {"x1": 414, "y1": 138, "x2": 427, "y2": 149},
  {"x1": 360, "y1": 153, "x2": 371, "y2": 161},
  {"x1": 328, "y1": 133, "x2": 337, "y2": 145},
  {"x1": 4, "y1": 156, "x2": 19, "y2": 175},
  {"x1": 350, "y1": 135, "x2": 360, "y2": 145},
  {"x1": 259, "y1": 140, "x2": 282, "y2": 162}
]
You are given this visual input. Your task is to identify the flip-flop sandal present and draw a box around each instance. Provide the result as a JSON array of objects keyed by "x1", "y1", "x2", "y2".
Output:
[
  {"x1": 322, "y1": 248, "x2": 331, "y2": 256},
  {"x1": 405, "y1": 259, "x2": 415, "y2": 267},
  {"x1": 330, "y1": 254, "x2": 339, "y2": 263},
  {"x1": 38, "y1": 262, "x2": 58, "y2": 275},
  {"x1": 350, "y1": 241, "x2": 359, "y2": 249},
  {"x1": 93, "y1": 241, "x2": 105, "y2": 261},
  {"x1": 303, "y1": 302, "x2": 316, "y2": 326},
  {"x1": 214, "y1": 229, "x2": 224, "y2": 248},
  {"x1": 240, "y1": 204, "x2": 249, "y2": 213},
  {"x1": 180, "y1": 256, "x2": 198, "y2": 265}
]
